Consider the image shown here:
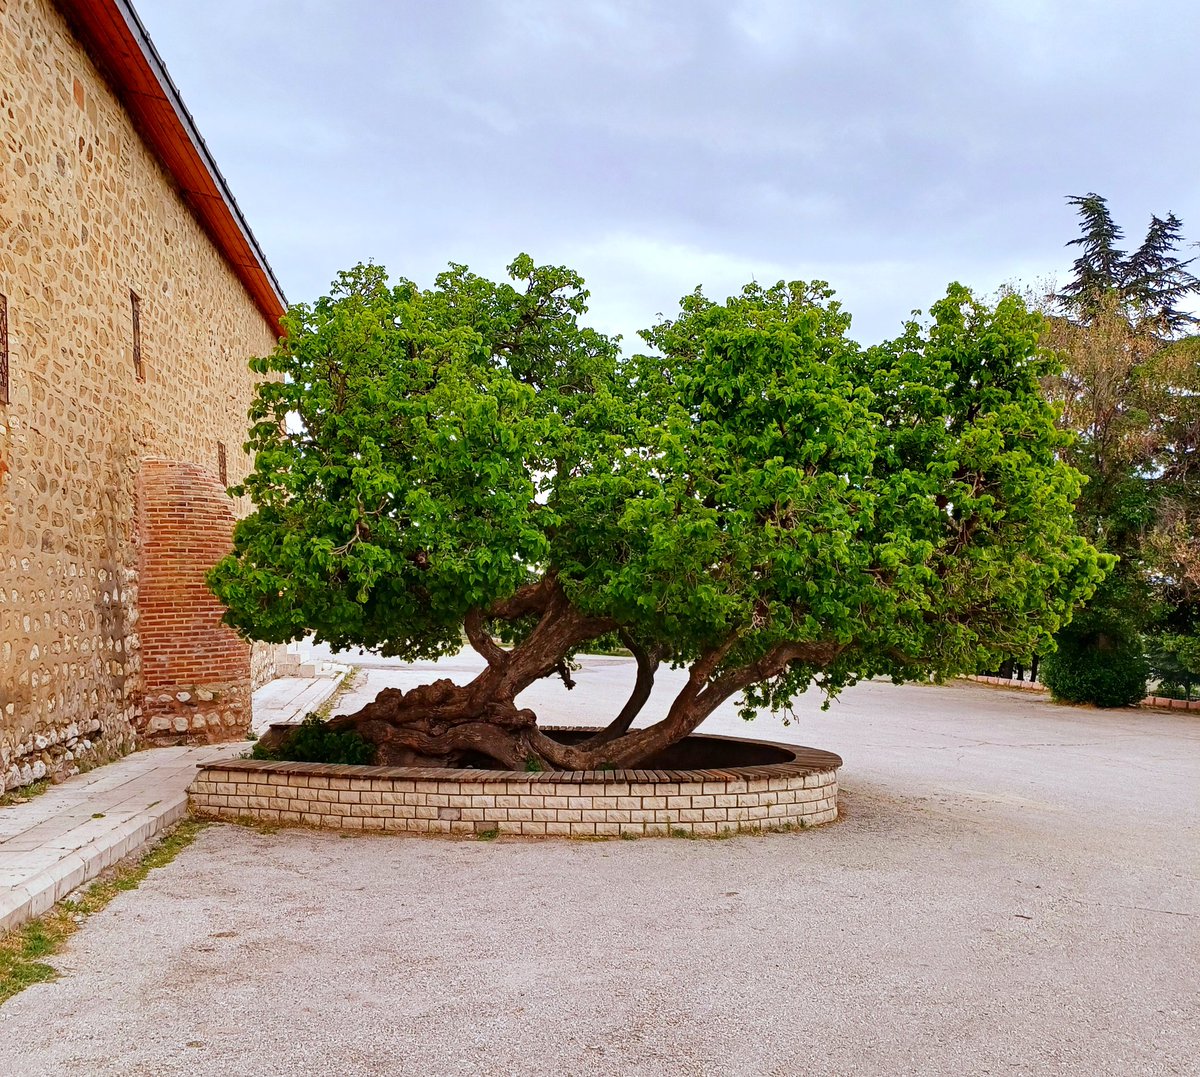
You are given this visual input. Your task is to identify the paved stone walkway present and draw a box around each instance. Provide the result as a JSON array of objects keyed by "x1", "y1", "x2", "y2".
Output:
[
  {"x1": 0, "y1": 664, "x2": 345, "y2": 934},
  {"x1": 250, "y1": 673, "x2": 344, "y2": 734},
  {"x1": 0, "y1": 745, "x2": 239, "y2": 932}
]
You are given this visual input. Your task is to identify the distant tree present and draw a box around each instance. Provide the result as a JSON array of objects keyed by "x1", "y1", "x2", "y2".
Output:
[
  {"x1": 1041, "y1": 195, "x2": 1200, "y2": 704},
  {"x1": 1124, "y1": 214, "x2": 1200, "y2": 336},
  {"x1": 210, "y1": 259, "x2": 1107, "y2": 769},
  {"x1": 1057, "y1": 193, "x2": 1198, "y2": 334},
  {"x1": 1058, "y1": 193, "x2": 1127, "y2": 318}
]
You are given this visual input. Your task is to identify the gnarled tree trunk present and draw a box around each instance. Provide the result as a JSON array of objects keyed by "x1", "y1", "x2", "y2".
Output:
[{"x1": 325, "y1": 575, "x2": 841, "y2": 770}]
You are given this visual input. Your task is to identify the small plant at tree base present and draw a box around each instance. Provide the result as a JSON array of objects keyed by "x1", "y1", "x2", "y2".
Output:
[
  {"x1": 210, "y1": 258, "x2": 1109, "y2": 771},
  {"x1": 251, "y1": 714, "x2": 373, "y2": 766}
]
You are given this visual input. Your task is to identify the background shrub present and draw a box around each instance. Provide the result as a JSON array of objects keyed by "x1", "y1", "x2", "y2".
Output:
[
  {"x1": 1041, "y1": 629, "x2": 1149, "y2": 707},
  {"x1": 1145, "y1": 632, "x2": 1200, "y2": 701}
]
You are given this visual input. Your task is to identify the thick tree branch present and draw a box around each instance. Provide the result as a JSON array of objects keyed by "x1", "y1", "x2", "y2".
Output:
[
  {"x1": 464, "y1": 609, "x2": 509, "y2": 669},
  {"x1": 488, "y1": 580, "x2": 615, "y2": 700},
  {"x1": 487, "y1": 575, "x2": 558, "y2": 621},
  {"x1": 598, "y1": 640, "x2": 843, "y2": 768},
  {"x1": 582, "y1": 633, "x2": 668, "y2": 748}
]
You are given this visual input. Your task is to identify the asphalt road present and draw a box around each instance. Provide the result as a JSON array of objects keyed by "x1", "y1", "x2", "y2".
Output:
[{"x1": 1, "y1": 663, "x2": 1196, "y2": 1076}]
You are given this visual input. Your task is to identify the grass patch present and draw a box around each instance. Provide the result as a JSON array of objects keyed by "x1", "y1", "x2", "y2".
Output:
[
  {"x1": 476, "y1": 826, "x2": 501, "y2": 842},
  {"x1": 0, "y1": 779, "x2": 51, "y2": 808},
  {"x1": 313, "y1": 665, "x2": 361, "y2": 720},
  {"x1": 0, "y1": 820, "x2": 206, "y2": 1006}
]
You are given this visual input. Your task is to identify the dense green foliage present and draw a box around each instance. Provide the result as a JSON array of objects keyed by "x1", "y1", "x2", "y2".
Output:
[
  {"x1": 210, "y1": 257, "x2": 1108, "y2": 737},
  {"x1": 1145, "y1": 631, "x2": 1200, "y2": 700},
  {"x1": 1040, "y1": 626, "x2": 1150, "y2": 708},
  {"x1": 251, "y1": 715, "x2": 374, "y2": 766}
]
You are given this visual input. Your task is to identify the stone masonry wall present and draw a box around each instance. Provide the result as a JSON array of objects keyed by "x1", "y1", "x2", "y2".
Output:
[
  {"x1": 0, "y1": 0, "x2": 280, "y2": 792},
  {"x1": 191, "y1": 759, "x2": 842, "y2": 837}
]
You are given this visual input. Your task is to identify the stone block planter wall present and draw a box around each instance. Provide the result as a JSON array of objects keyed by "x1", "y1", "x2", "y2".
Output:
[{"x1": 190, "y1": 739, "x2": 842, "y2": 838}]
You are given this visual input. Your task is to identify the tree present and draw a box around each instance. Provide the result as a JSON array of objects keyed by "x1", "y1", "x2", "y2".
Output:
[
  {"x1": 1040, "y1": 196, "x2": 1200, "y2": 704},
  {"x1": 1057, "y1": 192, "x2": 1198, "y2": 333},
  {"x1": 210, "y1": 258, "x2": 1108, "y2": 769}
]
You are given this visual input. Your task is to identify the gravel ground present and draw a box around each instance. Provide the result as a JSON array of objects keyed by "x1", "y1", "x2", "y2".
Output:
[{"x1": 1, "y1": 669, "x2": 1197, "y2": 1076}]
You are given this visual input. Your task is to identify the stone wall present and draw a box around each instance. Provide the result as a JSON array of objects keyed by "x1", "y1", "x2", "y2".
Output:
[
  {"x1": 250, "y1": 641, "x2": 284, "y2": 692},
  {"x1": 0, "y1": 0, "x2": 281, "y2": 791},
  {"x1": 190, "y1": 752, "x2": 842, "y2": 837}
]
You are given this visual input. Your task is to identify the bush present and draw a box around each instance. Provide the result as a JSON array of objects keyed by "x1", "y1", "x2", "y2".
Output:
[
  {"x1": 250, "y1": 714, "x2": 374, "y2": 766},
  {"x1": 1041, "y1": 631, "x2": 1149, "y2": 707},
  {"x1": 1145, "y1": 632, "x2": 1200, "y2": 701}
]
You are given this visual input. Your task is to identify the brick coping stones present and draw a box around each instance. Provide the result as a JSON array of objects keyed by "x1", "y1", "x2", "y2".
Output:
[{"x1": 189, "y1": 733, "x2": 842, "y2": 838}]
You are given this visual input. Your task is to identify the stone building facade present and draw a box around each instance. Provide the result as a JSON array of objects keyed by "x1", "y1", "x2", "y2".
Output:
[{"x1": 1, "y1": 0, "x2": 287, "y2": 791}]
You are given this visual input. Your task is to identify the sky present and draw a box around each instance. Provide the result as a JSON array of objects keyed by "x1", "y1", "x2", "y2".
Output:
[{"x1": 137, "y1": 0, "x2": 1200, "y2": 348}]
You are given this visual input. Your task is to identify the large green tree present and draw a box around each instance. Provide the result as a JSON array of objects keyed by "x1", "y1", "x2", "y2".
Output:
[{"x1": 210, "y1": 259, "x2": 1107, "y2": 768}]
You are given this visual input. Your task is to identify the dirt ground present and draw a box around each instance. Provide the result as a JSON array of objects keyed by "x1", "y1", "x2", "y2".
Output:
[{"x1": 1, "y1": 669, "x2": 1196, "y2": 1076}]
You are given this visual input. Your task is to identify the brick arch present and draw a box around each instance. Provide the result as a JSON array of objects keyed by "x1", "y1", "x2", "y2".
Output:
[{"x1": 137, "y1": 458, "x2": 250, "y2": 743}]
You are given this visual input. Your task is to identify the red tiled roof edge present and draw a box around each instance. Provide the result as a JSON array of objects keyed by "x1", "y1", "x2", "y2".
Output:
[{"x1": 54, "y1": 0, "x2": 287, "y2": 332}]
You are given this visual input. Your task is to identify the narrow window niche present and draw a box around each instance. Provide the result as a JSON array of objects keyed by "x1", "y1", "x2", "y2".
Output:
[
  {"x1": 217, "y1": 441, "x2": 228, "y2": 487},
  {"x1": 130, "y1": 289, "x2": 144, "y2": 380},
  {"x1": 0, "y1": 292, "x2": 9, "y2": 405}
]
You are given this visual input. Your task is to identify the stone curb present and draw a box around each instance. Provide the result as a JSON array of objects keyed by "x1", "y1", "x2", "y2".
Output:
[{"x1": 963, "y1": 675, "x2": 1200, "y2": 711}]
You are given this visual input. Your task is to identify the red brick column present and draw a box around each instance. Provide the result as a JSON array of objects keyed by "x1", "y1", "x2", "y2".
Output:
[{"x1": 137, "y1": 458, "x2": 251, "y2": 743}]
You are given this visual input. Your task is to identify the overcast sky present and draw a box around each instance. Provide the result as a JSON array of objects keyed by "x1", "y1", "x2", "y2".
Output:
[{"x1": 137, "y1": 0, "x2": 1200, "y2": 347}]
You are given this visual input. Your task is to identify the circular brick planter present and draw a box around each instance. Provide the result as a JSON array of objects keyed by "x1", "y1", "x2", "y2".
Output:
[{"x1": 189, "y1": 732, "x2": 842, "y2": 838}]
